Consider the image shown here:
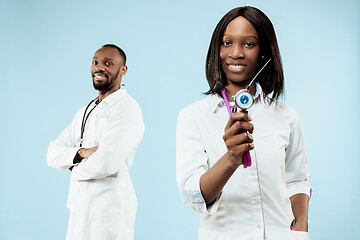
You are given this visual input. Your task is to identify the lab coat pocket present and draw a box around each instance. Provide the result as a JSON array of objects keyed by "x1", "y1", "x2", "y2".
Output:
[
  {"x1": 92, "y1": 216, "x2": 132, "y2": 240},
  {"x1": 270, "y1": 229, "x2": 309, "y2": 240},
  {"x1": 289, "y1": 230, "x2": 309, "y2": 240},
  {"x1": 93, "y1": 178, "x2": 124, "y2": 217},
  {"x1": 95, "y1": 114, "x2": 109, "y2": 139},
  {"x1": 74, "y1": 181, "x2": 93, "y2": 216}
]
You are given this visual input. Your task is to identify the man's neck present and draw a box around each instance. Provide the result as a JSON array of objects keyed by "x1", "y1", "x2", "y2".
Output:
[{"x1": 98, "y1": 87, "x2": 120, "y2": 102}]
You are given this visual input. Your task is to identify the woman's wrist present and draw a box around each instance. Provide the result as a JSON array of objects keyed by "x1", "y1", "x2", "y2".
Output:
[
  {"x1": 292, "y1": 218, "x2": 308, "y2": 232},
  {"x1": 225, "y1": 151, "x2": 242, "y2": 169}
]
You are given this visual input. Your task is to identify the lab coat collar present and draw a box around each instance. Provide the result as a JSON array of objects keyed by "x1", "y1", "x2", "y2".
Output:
[
  {"x1": 99, "y1": 88, "x2": 126, "y2": 106},
  {"x1": 210, "y1": 94, "x2": 224, "y2": 113}
]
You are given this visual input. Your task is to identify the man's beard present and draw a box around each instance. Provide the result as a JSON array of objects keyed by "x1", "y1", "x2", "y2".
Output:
[{"x1": 92, "y1": 69, "x2": 120, "y2": 91}]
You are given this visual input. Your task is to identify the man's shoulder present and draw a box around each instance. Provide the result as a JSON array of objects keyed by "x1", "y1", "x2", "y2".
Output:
[
  {"x1": 109, "y1": 90, "x2": 143, "y2": 117},
  {"x1": 115, "y1": 90, "x2": 141, "y2": 108}
]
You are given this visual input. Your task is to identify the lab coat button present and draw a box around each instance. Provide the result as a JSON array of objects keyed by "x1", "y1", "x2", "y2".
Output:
[{"x1": 257, "y1": 225, "x2": 262, "y2": 229}]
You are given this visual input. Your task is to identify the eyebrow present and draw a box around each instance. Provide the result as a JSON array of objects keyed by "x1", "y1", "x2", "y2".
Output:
[
  {"x1": 223, "y1": 34, "x2": 258, "y2": 40},
  {"x1": 92, "y1": 57, "x2": 114, "y2": 60}
]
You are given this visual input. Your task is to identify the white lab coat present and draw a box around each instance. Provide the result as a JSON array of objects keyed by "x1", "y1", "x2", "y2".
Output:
[{"x1": 47, "y1": 89, "x2": 144, "y2": 240}]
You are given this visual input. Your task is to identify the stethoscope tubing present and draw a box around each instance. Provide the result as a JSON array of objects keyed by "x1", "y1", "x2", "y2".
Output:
[
  {"x1": 221, "y1": 89, "x2": 252, "y2": 168},
  {"x1": 79, "y1": 98, "x2": 98, "y2": 147}
]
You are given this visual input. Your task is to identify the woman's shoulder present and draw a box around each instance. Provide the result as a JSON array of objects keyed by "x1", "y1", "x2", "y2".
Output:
[
  {"x1": 177, "y1": 94, "x2": 220, "y2": 125},
  {"x1": 264, "y1": 97, "x2": 301, "y2": 125},
  {"x1": 180, "y1": 94, "x2": 218, "y2": 114},
  {"x1": 274, "y1": 101, "x2": 298, "y2": 116}
]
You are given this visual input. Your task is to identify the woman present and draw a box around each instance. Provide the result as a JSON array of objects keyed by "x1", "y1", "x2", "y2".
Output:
[{"x1": 176, "y1": 6, "x2": 310, "y2": 240}]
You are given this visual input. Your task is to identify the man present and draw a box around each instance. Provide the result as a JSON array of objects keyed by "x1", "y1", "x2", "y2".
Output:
[{"x1": 47, "y1": 44, "x2": 144, "y2": 240}]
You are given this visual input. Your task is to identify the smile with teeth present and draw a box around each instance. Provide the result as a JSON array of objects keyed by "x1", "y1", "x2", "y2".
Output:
[
  {"x1": 93, "y1": 73, "x2": 108, "y2": 81},
  {"x1": 227, "y1": 64, "x2": 246, "y2": 73}
]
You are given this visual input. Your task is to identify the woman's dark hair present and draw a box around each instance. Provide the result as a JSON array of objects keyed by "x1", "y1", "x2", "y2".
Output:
[{"x1": 205, "y1": 6, "x2": 284, "y2": 103}]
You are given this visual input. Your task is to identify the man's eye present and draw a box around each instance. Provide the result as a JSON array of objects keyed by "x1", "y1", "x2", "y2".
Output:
[
  {"x1": 92, "y1": 61, "x2": 98, "y2": 65},
  {"x1": 105, "y1": 62, "x2": 112, "y2": 66}
]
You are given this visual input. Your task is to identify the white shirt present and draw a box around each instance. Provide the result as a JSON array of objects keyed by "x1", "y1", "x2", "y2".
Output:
[
  {"x1": 176, "y1": 83, "x2": 310, "y2": 240},
  {"x1": 47, "y1": 89, "x2": 144, "y2": 240}
]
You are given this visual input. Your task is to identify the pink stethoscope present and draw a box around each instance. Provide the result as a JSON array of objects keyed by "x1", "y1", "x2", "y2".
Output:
[{"x1": 221, "y1": 58, "x2": 271, "y2": 168}]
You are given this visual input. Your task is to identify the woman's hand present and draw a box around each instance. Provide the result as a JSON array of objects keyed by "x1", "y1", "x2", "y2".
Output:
[
  {"x1": 290, "y1": 193, "x2": 309, "y2": 232},
  {"x1": 200, "y1": 112, "x2": 254, "y2": 204},
  {"x1": 291, "y1": 219, "x2": 308, "y2": 232},
  {"x1": 223, "y1": 112, "x2": 254, "y2": 166}
]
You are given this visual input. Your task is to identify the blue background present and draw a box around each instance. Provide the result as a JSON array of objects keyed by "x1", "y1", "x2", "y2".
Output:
[{"x1": 1, "y1": 0, "x2": 359, "y2": 239}]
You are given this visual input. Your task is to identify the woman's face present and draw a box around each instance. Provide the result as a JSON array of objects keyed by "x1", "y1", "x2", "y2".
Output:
[{"x1": 220, "y1": 16, "x2": 260, "y2": 89}]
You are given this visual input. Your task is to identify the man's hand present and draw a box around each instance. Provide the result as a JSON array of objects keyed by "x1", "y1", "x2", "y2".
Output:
[
  {"x1": 70, "y1": 146, "x2": 99, "y2": 171},
  {"x1": 77, "y1": 146, "x2": 99, "y2": 159}
]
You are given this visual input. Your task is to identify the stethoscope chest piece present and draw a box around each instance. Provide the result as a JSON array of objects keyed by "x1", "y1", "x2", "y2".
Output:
[{"x1": 234, "y1": 89, "x2": 254, "y2": 111}]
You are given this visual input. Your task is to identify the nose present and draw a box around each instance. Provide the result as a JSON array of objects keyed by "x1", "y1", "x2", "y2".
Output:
[
  {"x1": 229, "y1": 43, "x2": 244, "y2": 59},
  {"x1": 92, "y1": 64, "x2": 105, "y2": 73}
]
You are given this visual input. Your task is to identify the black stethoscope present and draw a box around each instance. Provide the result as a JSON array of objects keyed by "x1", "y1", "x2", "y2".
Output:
[
  {"x1": 78, "y1": 85, "x2": 125, "y2": 147},
  {"x1": 79, "y1": 97, "x2": 100, "y2": 147}
]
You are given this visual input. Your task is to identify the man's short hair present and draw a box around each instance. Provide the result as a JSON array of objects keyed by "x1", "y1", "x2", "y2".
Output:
[{"x1": 102, "y1": 44, "x2": 127, "y2": 64}]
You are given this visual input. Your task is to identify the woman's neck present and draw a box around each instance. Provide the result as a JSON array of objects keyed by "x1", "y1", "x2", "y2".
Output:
[{"x1": 224, "y1": 82, "x2": 256, "y2": 102}]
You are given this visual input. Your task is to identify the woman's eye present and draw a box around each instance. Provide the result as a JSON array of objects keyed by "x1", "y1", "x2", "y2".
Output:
[
  {"x1": 223, "y1": 41, "x2": 231, "y2": 46},
  {"x1": 244, "y1": 42, "x2": 255, "y2": 48}
]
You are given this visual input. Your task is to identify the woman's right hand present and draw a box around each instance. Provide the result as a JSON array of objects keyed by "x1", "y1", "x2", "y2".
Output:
[
  {"x1": 200, "y1": 112, "x2": 254, "y2": 203},
  {"x1": 223, "y1": 112, "x2": 254, "y2": 166}
]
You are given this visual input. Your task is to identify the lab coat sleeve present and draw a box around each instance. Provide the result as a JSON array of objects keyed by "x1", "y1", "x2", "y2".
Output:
[
  {"x1": 176, "y1": 108, "x2": 221, "y2": 214},
  {"x1": 71, "y1": 100, "x2": 144, "y2": 181},
  {"x1": 47, "y1": 110, "x2": 82, "y2": 170},
  {"x1": 285, "y1": 114, "x2": 311, "y2": 199}
]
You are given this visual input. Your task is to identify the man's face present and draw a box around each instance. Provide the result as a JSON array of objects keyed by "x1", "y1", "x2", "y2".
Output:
[{"x1": 90, "y1": 47, "x2": 125, "y2": 91}]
